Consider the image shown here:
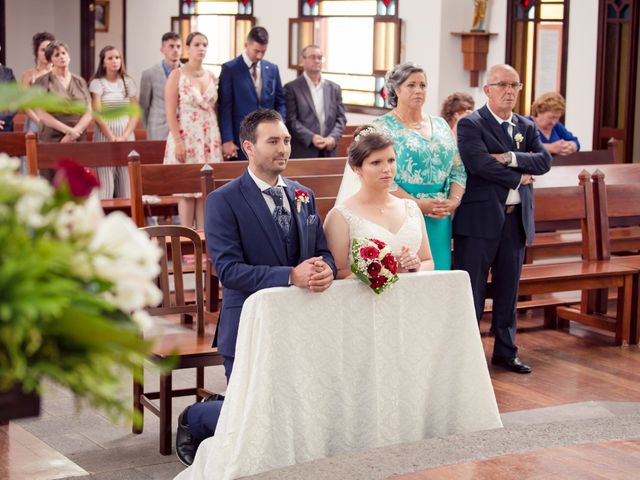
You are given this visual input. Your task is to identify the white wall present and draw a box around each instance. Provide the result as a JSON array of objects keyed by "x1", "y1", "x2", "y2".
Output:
[
  {"x1": 565, "y1": 0, "x2": 598, "y2": 150},
  {"x1": 95, "y1": 0, "x2": 124, "y2": 68},
  {"x1": 5, "y1": 0, "x2": 81, "y2": 78},
  {"x1": 126, "y1": 0, "x2": 177, "y2": 87}
]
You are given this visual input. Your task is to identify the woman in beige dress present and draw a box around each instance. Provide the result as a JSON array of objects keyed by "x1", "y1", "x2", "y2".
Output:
[{"x1": 34, "y1": 41, "x2": 92, "y2": 144}]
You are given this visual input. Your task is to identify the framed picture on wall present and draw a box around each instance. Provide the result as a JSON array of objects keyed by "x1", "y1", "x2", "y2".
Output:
[{"x1": 95, "y1": 0, "x2": 110, "y2": 33}]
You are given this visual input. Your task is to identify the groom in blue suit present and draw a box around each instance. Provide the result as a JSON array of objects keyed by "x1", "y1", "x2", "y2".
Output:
[
  {"x1": 175, "y1": 109, "x2": 336, "y2": 465},
  {"x1": 453, "y1": 64, "x2": 551, "y2": 374},
  {"x1": 218, "y1": 26, "x2": 286, "y2": 160}
]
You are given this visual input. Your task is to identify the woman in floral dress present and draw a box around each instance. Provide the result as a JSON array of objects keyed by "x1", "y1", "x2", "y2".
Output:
[
  {"x1": 373, "y1": 62, "x2": 466, "y2": 270},
  {"x1": 164, "y1": 31, "x2": 222, "y2": 229}
]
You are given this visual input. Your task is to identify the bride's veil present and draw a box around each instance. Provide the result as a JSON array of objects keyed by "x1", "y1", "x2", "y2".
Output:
[{"x1": 335, "y1": 159, "x2": 361, "y2": 205}]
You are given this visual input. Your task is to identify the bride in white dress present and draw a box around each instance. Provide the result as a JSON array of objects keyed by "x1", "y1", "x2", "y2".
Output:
[{"x1": 324, "y1": 126, "x2": 434, "y2": 277}]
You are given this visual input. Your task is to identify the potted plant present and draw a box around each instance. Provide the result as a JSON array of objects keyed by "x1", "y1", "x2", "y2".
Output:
[{"x1": 0, "y1": 84, "x2": 161, "y2": 424}]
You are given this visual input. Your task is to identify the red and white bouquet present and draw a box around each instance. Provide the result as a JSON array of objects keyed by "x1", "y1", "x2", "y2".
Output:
[{"x1": 350, "y1": 237, "x2": 399, "y2": 294}]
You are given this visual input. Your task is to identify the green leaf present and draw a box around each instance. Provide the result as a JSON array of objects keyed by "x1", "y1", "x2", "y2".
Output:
[{"x1": 0, "y1": 82, "x2": 85, "y2": 114}]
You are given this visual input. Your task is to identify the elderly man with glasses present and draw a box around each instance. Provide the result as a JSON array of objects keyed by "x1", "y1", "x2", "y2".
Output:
[
  {"x1": 452, "y1": 64, "x2": 551, "y2": 374},
  {"x1": 283, "y1": 45, "x2": 346, "y2": 158}
]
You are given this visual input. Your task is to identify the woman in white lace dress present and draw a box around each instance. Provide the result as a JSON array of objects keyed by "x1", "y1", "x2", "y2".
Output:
[{"x1": 324, "y1": 126, "x2": 434, "y2": 278}]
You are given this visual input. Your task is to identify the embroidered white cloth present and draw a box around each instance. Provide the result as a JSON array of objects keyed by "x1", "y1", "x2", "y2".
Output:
[{"x1": 176, "y1": 271, "x2": 502, "y2": 480}]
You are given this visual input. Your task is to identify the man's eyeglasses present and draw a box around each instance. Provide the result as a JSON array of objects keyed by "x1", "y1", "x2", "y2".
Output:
[
  {"x1": 303, "y1": 55, "x2": 325, "y2": 62},
  {"x1": 487, "y1": 82, "x2": 523, "y2": 91}
]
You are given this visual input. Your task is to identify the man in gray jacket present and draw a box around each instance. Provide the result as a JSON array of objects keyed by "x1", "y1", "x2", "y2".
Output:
[
  {"x1": 284, "y1": 45, "x2": 346, "y2": 158},
  {"x1": 139, "y1": 32, "x2": 181, "y2": 140}
]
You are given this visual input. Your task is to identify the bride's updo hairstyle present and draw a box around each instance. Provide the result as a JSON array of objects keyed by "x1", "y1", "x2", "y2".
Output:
[{"x1": 348, "y1": 125, "x2": 394, "y2": 168}]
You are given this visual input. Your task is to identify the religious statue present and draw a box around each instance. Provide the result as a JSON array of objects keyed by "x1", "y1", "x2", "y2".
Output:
[{"x1": 471, "y1": 0, "x2": 488, "y2": 32}]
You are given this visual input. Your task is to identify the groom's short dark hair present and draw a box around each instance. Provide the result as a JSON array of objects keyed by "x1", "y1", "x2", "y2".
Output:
[{"x1": 239, "y1": 109, "x2": 283, "y2": 146}]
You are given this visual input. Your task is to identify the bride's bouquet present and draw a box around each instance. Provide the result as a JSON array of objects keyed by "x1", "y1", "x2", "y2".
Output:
[{"x1": 350, "y1": 238, "x2": 399, "y2": 294}]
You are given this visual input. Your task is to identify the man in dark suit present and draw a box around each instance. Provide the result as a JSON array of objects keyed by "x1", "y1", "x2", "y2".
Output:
[
  {"x1": 453, "y1": 64, "x2": 551, "y2": 374},
  {"x1": 218, "y1": 27, "x2": 286, "y2": 160},
  {"x1": 175, "y1": 109, "x2": 336, "y2": 465},
  {"x1": 284, "y1": 45, "x2": 346, "y2": 158}
]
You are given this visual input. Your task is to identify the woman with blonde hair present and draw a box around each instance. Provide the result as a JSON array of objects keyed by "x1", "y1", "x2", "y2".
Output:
[{"x1": 530, "y1": 92, "x2": 580, "y2": 156}]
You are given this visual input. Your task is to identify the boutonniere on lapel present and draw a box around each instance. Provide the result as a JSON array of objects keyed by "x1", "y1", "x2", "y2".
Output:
[
  {"x1": 514, "y1": 132, "x2": 524, "y2": 150},
  {"x1": 294, "y1": 189, "x2": 310, "y2": 213}
]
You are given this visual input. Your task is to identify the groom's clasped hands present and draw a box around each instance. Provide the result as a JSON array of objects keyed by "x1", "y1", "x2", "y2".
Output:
[{"x1": 291, "y1": 256, "x2": 334, "y2": 292}]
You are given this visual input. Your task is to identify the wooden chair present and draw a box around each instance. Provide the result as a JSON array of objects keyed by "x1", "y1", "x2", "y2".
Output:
[
  {"x1": 128, "y1": 152, "x2": 218, "y2": 313},
  {"x1": 0, "y1": 131, "x2": 29, "y2": 156},
  {"x1": 135, "y1": 225, "x2": 224, "y2": 455},
  {"x1": 591, "y1": 170, "x2": 640, "y2": 343}
]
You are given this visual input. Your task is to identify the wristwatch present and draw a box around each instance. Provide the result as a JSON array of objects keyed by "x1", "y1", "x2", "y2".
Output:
[{"x1": 502, "y1": 152, "x2": 512, "y2": 166}]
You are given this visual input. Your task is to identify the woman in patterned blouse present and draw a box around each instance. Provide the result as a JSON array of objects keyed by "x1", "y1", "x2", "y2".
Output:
[{"x1": 373, "y1": 62, "x2": 466, "y2": 270}]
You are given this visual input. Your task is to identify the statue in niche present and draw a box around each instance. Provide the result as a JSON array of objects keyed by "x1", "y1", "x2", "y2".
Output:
[{"x1": 471, "y1": 0, "x2": 488, "y2": 32}]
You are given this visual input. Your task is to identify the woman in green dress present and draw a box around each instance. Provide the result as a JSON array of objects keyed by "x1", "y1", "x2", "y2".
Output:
[{"x1": 373, "y1": 62, "x2": 466, "y2": 270}]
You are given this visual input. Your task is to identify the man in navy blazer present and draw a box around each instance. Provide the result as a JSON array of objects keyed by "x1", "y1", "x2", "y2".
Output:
[
  {"x1": 175, "y1": 109, "x2": 336, "y2": 465},
  {"x1": 453, "y1": 64, "x2": 551, "y2": 374},
  {"x1": 218, "y1": 27, "x2": 286, "y2": 160}
]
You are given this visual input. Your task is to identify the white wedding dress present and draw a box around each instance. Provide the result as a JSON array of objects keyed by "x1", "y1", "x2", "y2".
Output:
[{"x1": 331, "y1": 199, "x2": 423, "y2": 259}]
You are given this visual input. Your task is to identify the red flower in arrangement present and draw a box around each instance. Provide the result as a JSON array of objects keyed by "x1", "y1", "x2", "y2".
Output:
[
  {"x1": 360, "y1": 246, "x2": 380, "y2": 260},
  {"x1": 370, "y1": 276, "x2": 388, "y2": 289},
  {"x1": 367, "y1": 262, "x2": 382, "y2": 277},
  {"x1": 53, "y1": 159, "x2": 100, "y2": 198},
  {"x1": 370, "y1": 238, "x2": 387, "y2": 250},
  {"x1": 382, "y1": 253, "x2": 398, "y2": 275}
]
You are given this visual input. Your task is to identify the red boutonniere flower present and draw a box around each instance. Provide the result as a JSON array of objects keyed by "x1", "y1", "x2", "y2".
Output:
[
  {"x1": 294, "y1": 189, "x2": 310, "y2": 213},
  {"x1": 53, "y1": 159, "x2": 100, "y2": 198}
]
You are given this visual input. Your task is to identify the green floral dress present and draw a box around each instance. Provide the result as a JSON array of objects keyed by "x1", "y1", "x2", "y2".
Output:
[{"x1": 373, "y1": 113, "x2": 466, "y2": 270}]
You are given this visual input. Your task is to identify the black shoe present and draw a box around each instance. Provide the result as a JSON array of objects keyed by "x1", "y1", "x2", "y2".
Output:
[
  {"x1": 491, "y1": 356, "x2": 532, "y2": 374},
  {"x1": 176, "y1": 406, "x2": 197, "y2": 466},
  {"x1": 201, "y1": 393, "x2": 225, "y2": 402}
]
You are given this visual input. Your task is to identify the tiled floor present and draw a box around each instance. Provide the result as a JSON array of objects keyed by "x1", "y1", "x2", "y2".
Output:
[
  {"x1": 4, "y1": 364, "x2": 228, "y2": 480},
  {"x1": 1, "y1": 422, "x2": 87, "y2": 480}
]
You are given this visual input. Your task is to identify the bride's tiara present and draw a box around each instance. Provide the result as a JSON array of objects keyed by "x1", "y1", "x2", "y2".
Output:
[{"x1": 354, "y1": 127, "x2": 378, "y2": 142}]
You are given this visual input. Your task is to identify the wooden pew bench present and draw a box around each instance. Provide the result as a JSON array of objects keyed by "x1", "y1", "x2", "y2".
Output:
[
  {"x1": 0, "y1": 131, "x2": 29, "y2": 156},
  {"x1": 550, "y1": 139, "x2": 619, "y2": 166},
  {"x1": 25, "y1": 132, "x2": 168, "y2": 215},
  {"x1": 527, "y1": 163, "x2": 640, "y2": 263},
  {"x1": 486, "y1": 171, "x2": 635, "y2": 345},
  {"x1": 591, "y1": 171, "x2": 640, "y2": 343}
]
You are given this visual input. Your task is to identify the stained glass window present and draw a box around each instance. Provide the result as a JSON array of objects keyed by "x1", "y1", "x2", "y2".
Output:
[
  {"x1": 291, "y1": 0, "x2": 400, "y2": 110},
  {"x1": 173, "y1": 1, "x2": 255, "y2": 76},
  {"x1": 507, "y1": 0, "x2": 570, "y2": 115}
]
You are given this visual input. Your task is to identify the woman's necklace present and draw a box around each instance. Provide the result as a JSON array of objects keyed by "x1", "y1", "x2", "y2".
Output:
[
  {"x1": 189, "y1": 68, "x2": 205, "y2": 78},
  {"x1": 392, "y1": 109, "x2": 424, "y2": 130}
]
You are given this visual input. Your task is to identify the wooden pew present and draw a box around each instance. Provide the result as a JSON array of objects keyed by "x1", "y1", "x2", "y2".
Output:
[
  {"x1": 551, "y1": 138, "x2": 619, "y2": 166},
  {"x1": 487, "y1": 171, "x2": 636, "y2": 345},
  {"x1": 591, "y1": 170, "x2": 640, "y2": 343},
  {"x1": 0, "y1": 131, "x2": 29, "y2": 156},
  {"x1": 25, "y1": 132, "x2": 165, "y2": 175},
  {"x1": 337, "y1": 134, "x2": 353, "y2": 157},
  {"x1": 527, "y1": 163, "x2": 640, "y2": 263},
  {"x1": 209, "y1": 157, "x2": 347, "y2": 220}
]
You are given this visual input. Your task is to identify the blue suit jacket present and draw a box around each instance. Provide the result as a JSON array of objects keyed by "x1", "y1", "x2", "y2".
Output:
[
  {"x1": 453, "y1": 105, "x2": 552, "y2": 245},
  {"x1": 218, "y1": 56, "x2": 286, "y2": 159},
  {"x1": 205, "y1": 170, "x2": 336, "y2": 357}
]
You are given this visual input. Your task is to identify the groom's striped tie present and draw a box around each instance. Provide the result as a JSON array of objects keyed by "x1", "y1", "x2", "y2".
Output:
[{"x1": 263, "y1": 187, "x2": 291, "y2": 235}]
